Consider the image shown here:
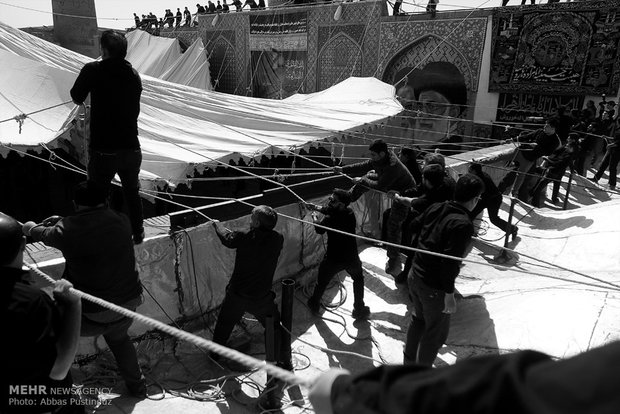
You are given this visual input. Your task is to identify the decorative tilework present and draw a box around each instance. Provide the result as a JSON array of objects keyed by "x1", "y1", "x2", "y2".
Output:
[
  {"x1": 378, "y1": 18, "x2": 487, "y2": 92},
  {"x1": 307, "y1": 1, "x2": 384, "y2": 91},
  {"x1": 317, "y1": 33, "x2": 363, "y2": 90},
  {"x1": 210, "y1": 32, "x2": 237, "y2": 93},
  {"x1": 202, "y1": 13, "x2": 250, "y2": 94}
]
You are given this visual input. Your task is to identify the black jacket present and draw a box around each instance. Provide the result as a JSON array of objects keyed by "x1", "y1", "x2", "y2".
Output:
[
  {"x1": 70, "y1": 58, "x2": 142, "y2": 151},
  {"x1": 409, "y1": 201, "x2": 474, "y2": 294},
  {"x1": 326, "y1": 341, "x2": 620, "y2": 414},
  {"x1": 315, "y1": 207, "x2": 359, "y2": 263},
  {"x1": 216, "y1": 227, "x2": 284, "y2": 298}
]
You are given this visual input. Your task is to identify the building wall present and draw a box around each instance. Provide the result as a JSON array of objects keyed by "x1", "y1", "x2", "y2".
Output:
[{"x1": 51, "y1": 0, "x2": 99, "y2": 58}]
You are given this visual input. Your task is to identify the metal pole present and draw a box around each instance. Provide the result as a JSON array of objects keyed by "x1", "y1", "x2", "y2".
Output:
[
  {"x1": 503, "y1": 197, "x2": 517, "y2": 248},
  {"x1": 264, "y1": 315, "x2": 278, "y2": 409},
  {"x1": 563, "y1": 168, "x2": 574, "y2": 211},
  {"x1": 280, "y1": 279, "x2": 295, "y2": 370}
]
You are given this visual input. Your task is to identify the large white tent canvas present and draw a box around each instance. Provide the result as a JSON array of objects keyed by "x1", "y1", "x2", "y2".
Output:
[
  {"x1": 125, "y1": 29, "x2": 213, "y2": 91},
  {"x1": 0, "y1": 20, "x2": 403, "y2": 189}
]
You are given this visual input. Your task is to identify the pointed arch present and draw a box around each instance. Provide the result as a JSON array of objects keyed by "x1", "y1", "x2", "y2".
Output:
[{"x1": 317, "y1": 32, "x2": 362, "y2": 91}]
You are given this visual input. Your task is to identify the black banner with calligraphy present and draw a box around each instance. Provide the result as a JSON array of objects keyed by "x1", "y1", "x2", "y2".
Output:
[
  {"x1": 489, "y1": 2, "x2": 620, "y2": 95},
  {"x1": 496, "y1": 93, "x2": 584, "y2": 123},
  {"x1": 250, "y1": 12, "x2": 307, "y2": 34},
  {"x1": 251, "y1": 50, "x2": 307, "y2": 99}
]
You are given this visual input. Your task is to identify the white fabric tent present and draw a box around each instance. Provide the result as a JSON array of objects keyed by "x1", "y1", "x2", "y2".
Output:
[
  {"x1": 159, "y1": 36, "x2": 212, "y2": 91},
  {"x1": 125, "y1": 30, "x2": 212, "y2": 91},
  {"x1": 125, "y1": 29, "x2": 183, "y2": 79},
  {"x1": 0, "y1": 20, "x2": 403, "y2": 188}
]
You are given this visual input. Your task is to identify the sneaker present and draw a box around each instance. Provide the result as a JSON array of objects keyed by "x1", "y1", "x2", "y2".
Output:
[
  {"x1": 352, "y1": 306, "x2": 370, "y2": 320},
  {"x1": 394, "y1": 270, "x2": 408, "y2": 284},
  {"x1": 127, "y1": 379, "x2": 147, "y2": 398},
  {"x1": 385, "y1": 258, "x2": 401, "y2": 277},
  {"x1": 510, "y1": 226, "x2": 518, "y2": 241},
  {"x1": 307, "y1": 298, "x2": 320, "y2": 315}
]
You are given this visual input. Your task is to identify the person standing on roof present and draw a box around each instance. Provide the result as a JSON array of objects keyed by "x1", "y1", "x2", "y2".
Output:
[
  {"x1": 183, "y1": 7, "x2": 192, "y2": 26},
  {"x1": 70, "y1": 30, "x2": 145, "y2": 245},
  {"x1": 305, "y1": 189, "x2": 370, "y2": 320},
  {"x1": 335, "y1": 139, "x2": 415, "y2": 278},
  {"x1": 23, "y1": 181, "x2": 146, "y2": 398},
  {"x1": 403, "y1": 173, "x2": 483, "y2": 366},
  {"x1": 175, "y1": 8, "x2": 183, "y2": 27}
]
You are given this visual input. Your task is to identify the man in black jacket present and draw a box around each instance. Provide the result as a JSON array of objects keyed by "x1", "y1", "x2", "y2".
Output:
[
  {"x1": 403, "y1": 173, "x2": 483, "y2": 366},
  {"x1": 305, "y1": 189, "x2": 369, "y2": 320},
  {"x1": 23, "y1": 181, "x2": 146, "y2": 397},
  {"x1": 336, "y1": 140, "x2": 414, "y2": 277},
  {"x1": 211, "y1": 205, "x2": 290, "y2": 367},
  {"x1": 504, "y1": 118, "x2": 561, "y2": 200},
  {"x1": 70, "y1": 30, "x2": 145, "y2": 244}
]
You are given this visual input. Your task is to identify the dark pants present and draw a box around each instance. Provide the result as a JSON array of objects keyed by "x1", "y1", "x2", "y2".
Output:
[
  {"x1": 594, "y1": 147, "x2": 620, "y2": 188},
  {"x1": 88, "y1": 148, "x2": 144, "y2": 237},
  {"x1": 386, "y1": 200, "x2": 409, "y2": 260},
  {"x1": 471, "y1": 194, "x2": 516, "y2": 233},
  {"x1": 81, "y1": 304, "x2": 144, "y2": 390},
  {"x1": 404, "y1": 276, "x2": 450, "y2": 366},
  {"x1": 212, "y1": 289, "x2": 290, "y2": 366},
  {"x1": 309, "y1": 257, "x2": 365, "y2": 309},
  {"x1": 530, "y1": 171, "x2": 563, "y2": 207}
]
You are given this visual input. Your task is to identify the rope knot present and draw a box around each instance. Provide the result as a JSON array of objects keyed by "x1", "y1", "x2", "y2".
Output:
[{"x1": 14, "y1": 114, "x2": 27, "y2": 134}]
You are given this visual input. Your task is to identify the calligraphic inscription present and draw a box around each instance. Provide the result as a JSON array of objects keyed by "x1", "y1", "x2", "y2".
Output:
[
  {"x1": 496, "y1": 93, "x2": 584, "y2": 123},
  {"x1": 250, "y1": 12, "x2": 307, "y2": 35},
  {"x1": 250, "y1": 34, "x2": 307, "y2": 51},
  {"x1": 250, "y1": 50, "x2": 307, "y2": 99},
  {"x1": 490, "y1": 4, "x2": 620, "y2": 95}
]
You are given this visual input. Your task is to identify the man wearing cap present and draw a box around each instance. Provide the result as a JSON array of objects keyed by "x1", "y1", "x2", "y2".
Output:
[
  {"x1": 23, "y1": 181, "x2": 146, "y2": 397},
  {"x1": 210, "y1": 205, "x2": 290, "y2": 368}
]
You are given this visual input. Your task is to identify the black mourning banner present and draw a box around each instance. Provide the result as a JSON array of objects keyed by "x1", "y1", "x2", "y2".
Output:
[
  {"x1": 489, "y1": 3, "x2": 620, "y2": 95},
  {"x1": 250, "y1": 12, "x2": 307, "y2": 35}
]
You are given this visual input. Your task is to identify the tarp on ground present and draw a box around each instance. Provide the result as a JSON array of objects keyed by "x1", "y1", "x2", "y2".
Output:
[{"x1": 0, "y1": 20, "x2": 403, "y2": 188}]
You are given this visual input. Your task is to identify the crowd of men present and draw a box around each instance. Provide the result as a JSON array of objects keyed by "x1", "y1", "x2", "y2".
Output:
[
  {"x1": 496, "y1": 100, "x2": 619, "y2": 207},
  {"x1": 4, "y1": 28, "x2": 620, "y2": 414},
  {"x1": 132, "y1": 0, "x2": 265, "y2": 31}
]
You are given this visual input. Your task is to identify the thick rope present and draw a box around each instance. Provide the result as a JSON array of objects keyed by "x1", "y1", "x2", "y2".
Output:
[{"x1": 24, "y1": 263, "x2": 311, "y2": 389}]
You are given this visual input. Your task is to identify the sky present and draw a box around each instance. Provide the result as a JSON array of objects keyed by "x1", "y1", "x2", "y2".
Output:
[{"x1": 0, "y1": 0, "x2": 497, "y2": 30}]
